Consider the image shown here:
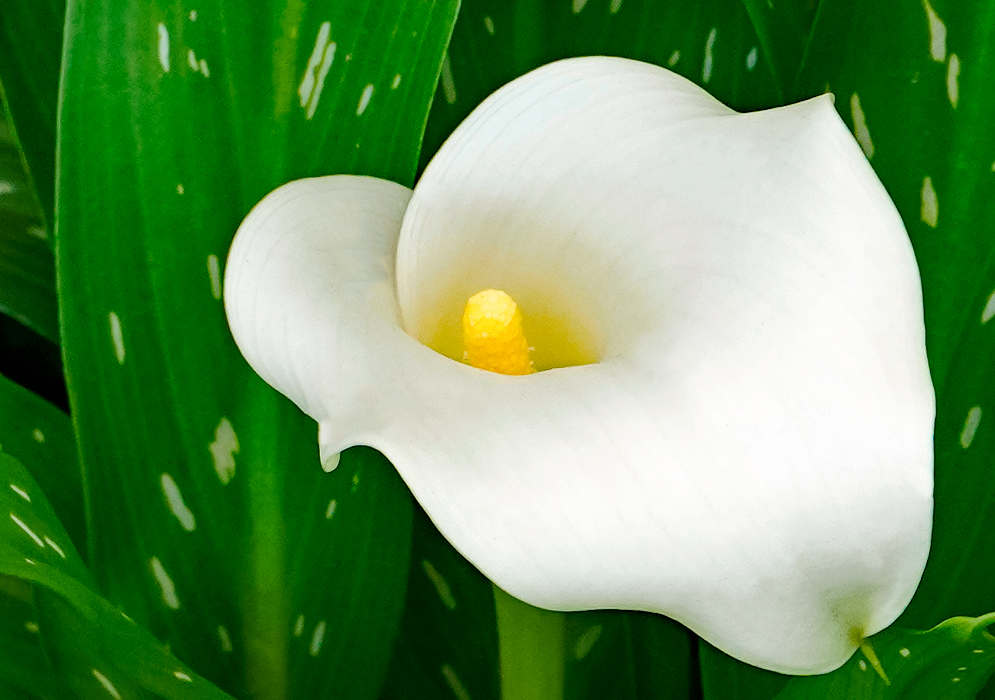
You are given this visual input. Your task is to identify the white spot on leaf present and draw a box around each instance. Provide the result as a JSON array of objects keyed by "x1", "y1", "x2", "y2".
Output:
[
  {"x1": 92, "y1": 669, "x2": 122, "y2": 699},
  {"x1": 921, "y1": 176, "x2": 938, "y2": 227},
  {"x1": 294, "y1": 614, "x2": 305, "y2": 637},
  {"x1": 702, "y1": 28, "x2": 717, "y2": 83},
  {"x1": 746, "y1": 46, "x2": 758, "y2": 70},
  {"x1": 325, "y1": 499, "x2": 337, "y2": 519},
  {"x1": 151, "y1": 557, "x2": 180, "y2": 609},
  {"x1": 923, "y1": 0, "x2": 946, "y2": 61},
  {"x1": 174, "y1": 671, "x2": 192, "y2": 682},
  {"x1": 157, "y1": 24, "x2": 170, "y2": 72},
  {"x1": 858, "y1": 659, "x2": 867, "y2": 670},
  {"x1": 218, "y1": 625, "x2": 233, "y2": 651},
  {"x1": 982, "y1": 288, "x2": 995, "y2": 323},
  {"x1": 299, "y1": 22, "x2": 336, "y2": 120},
  {"x1": 44, "y1": 536, "x2": 66, "y2": 559},
  {"x1": 209, "y1": 417, "x2": 239, "y2": 485},
  {"x1": 422, "y1": 559, "x2": 457, "y2": 610},
  {"x1": 850, "y1": 93, "x2": 875, "y2": 159},
  {"x1": 161, "y1": 473, "x2": 196, "y2": 531},
  {"x1": 187, "y1": 49, "x2": 198, "y2": 71},
  {"x1": 572, "y1": 0, "x2": 589, "y2": 13},
  {"x1": 391, "y1": 73, "x2": 402, "y2": 89},
  {"x1": 357, "y1": 84, "x2": 374, "y2": 115},
  {"x1": 199, "y1": 58, "x2": 210, "y2": 77},
  {"x1": 32, "y1": 429, "x2": 44, "y2": 443},
  {"x1": 24, "y1": 621, "x2": 38, "y2": 633},
  {"x1": 960, "y1": 406, "x2": 982, "y2": 448},
  {"x1": 483, "y1": 16, "x2": 495, "y2": 35},
  {"x1": 309, "y1": 620, "x2": 326, "y2": 656},
  {"x1": 441, "y1": 664, "x2": 471, "y2": 700},
  {"x1": 947, "y1": 54, "x2": 960, "y2": 108},
  {"x1": 109, "y1": 312, "x2": 125, "y2": 364},
  {"x1": 900, "y1": 647, "x2": 911, "y2": 657},
  {"x1": 189, "y1": 10, "x2": 197, "y2": 21},
  {"x1": 609, "y1": 0, "x2": 623, "y2": 13},
  {"x1": 573, "y1": 624, "x2": 603, "y2": 660},
  {"x1": 667, "y1": 50, "x2": 680, "y2": 67},
  {"x1": 207, "y1": 254, "x2": 222, "y2": 300},
  {"x1": 441, "y1": 53, "x2": 457, "y2": 105},
  {"x1": 176, "y1": 183, "x2": 184, "y2": 195},
  {"x1": 10, "y1": 514, "x2": 44, "y2": 548},
  {"x1": 10, "y1": 484, "x2": 30, "y2": 502}
]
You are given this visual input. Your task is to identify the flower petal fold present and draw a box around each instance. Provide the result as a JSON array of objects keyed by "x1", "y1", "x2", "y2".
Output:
[{"x1": 225, "y1": 57, "x2": 934, "y2": 675}]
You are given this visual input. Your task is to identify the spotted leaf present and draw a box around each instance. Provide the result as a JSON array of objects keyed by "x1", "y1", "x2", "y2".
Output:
[
  {"x1": 56, "y1": 0, "x2": 457, "y2": 698},
  {"x1": 0, "y1": 451, "x2": 235, "y2": 699}
]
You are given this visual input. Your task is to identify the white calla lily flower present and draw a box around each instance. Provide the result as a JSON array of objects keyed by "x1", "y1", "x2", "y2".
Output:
[{"x1": 224, "y1": 57, "x2": 933, "y2": 675}]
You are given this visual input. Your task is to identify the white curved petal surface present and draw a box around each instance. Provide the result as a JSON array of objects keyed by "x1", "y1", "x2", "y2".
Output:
[{"x1": 224, "y1": 58, "x2": 934, "y2": 675}]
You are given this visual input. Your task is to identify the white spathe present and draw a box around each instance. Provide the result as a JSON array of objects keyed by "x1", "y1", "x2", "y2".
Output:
[{"x1": 224, "y1": 57, "x2": 934, "y2": 675}]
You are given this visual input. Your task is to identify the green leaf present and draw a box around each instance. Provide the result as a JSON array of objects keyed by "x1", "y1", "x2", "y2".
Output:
[
  {"x1": 0, "y1": 0, "x2": 64, "y2": 229},
  {"x1": 56, "y1": 1, "x2": 457, "y2": 698},
  {"x1": 0, "y1": 96, "x2": 57, "y2": 342},
  {"x1": 0, "y1": 575, "x2": 68, "y2": 699},
  {"x1": 565, "y1": 611, "x2": 695, "y2": 700},
  {"x1": 773, "y1": 614, "x2": 995, "y2": 699},
  {"x1": 700, "y1": 642, "x2": 789, "y2": 700},
  {"x1": 0, "y1": 372, "x2": 83, "y2": 560},
  {"x1": 0, "y1": 450, "x2": 235, "y2": 699},
  {"x1": 737, "y1": 0, "x2": 818, "y2": 101},
  {"x1": 382, "y1": 507, "x2": 501, "y2": 700},
  {"x1": 793, "y1": 0, "x2": 995, "y2": 635}
]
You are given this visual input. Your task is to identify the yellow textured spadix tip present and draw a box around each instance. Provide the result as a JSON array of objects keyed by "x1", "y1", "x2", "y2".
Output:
[{"x1": 462, "y1": 289, "x2": 534, "y2": 375}]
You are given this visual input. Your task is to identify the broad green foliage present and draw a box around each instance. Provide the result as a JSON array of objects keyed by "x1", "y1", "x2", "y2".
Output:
[
  {"x1": 0, "y1": 0, "x2": 62, "y2": 232},
  {"x1": 0, "y1": 373, "x2": 82, "y2": 559},
  {"x1": 0, "y1": 450, "x2": 235, "y2": 699},
  {"x1": 56, "y1": 1, "x2": 456, "y2": 698}
]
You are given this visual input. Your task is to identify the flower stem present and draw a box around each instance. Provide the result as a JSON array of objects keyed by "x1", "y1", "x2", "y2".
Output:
[
  {"x1": 242, "y1": 392, "x2": 289, "y2": 700},
  {"x1": 493, "y1": 585, "x2": 566, "y2": 700}
]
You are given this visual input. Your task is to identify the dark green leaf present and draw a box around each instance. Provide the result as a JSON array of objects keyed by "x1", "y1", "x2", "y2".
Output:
[
  {"x1": 57, "y1": 0, "x2": 457, "y2": 698},
  {"x1": 0, "y1": 575, "x2": 68, "y2": 700},
  {"x1": 0, "y1": 450, "x2": 235, "y2": 699},
  {"x1": 565, "y1": 611, "x2": 695, "y2": 700},
  {"x1": 0, "y1": 372, "x2": 83, "y2": 560},
  {"x1": 737, "y1": 0, "x2": 819, "y2": 101},
  {"x1": 0, "y1": 96, "x2": 57, "y2": 342},
  {"x1": 700, "y1": 642, "x2": 789, "y2": 700},
  {"x1": 382, "y1": 507, "x2": 501, "y2": 700},
  {"x1": 0, "y1": 0, "x2": 64, "y2": 229}
]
